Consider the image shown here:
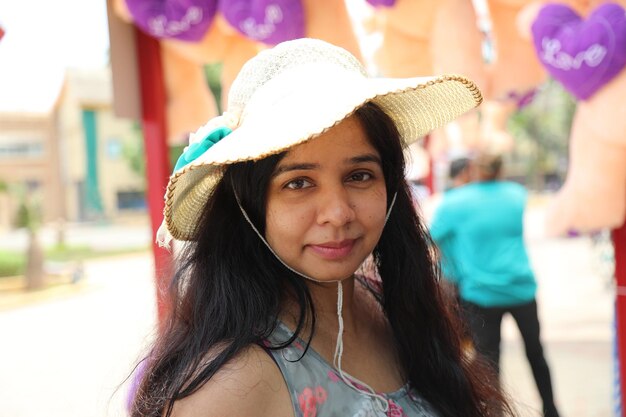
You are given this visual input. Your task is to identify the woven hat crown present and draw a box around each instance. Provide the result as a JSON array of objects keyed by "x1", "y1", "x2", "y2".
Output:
[
  {"x1": 160, "y1": 38, "x2": 483, "y2": 243},
  {"x1": 227, "y1": 39, "x2": 367, "y2": 119}
]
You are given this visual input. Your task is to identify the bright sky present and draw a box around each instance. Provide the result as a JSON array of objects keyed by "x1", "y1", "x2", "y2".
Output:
[{"x1": 0, "y1": 0, "x2": 110, "y2": 112}]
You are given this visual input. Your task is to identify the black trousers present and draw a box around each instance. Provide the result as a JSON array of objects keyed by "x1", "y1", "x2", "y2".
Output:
[{"x1": 462, "y1": 299, "x2": 560, "y2": 417}]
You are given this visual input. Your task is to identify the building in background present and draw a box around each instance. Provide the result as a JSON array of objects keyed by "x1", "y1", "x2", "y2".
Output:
[
  {"x1": 0, "y1": 111, "x2": 62, "y2": 230},
  {"x1": 0, "y1": 67, "x2": 146, "y2": 230}
]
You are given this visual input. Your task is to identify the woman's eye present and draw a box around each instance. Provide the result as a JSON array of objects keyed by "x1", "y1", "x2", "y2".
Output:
[
  {"x1": 348, "y1": 172, "x2": 372, "y2": 182},
  {"x1": 284, "y1": 178, "x2": 313, "y2": 190}
]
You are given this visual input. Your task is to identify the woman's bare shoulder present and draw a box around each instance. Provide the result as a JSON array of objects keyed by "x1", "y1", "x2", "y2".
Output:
[{"x1": 170, "y1": 344, "x2": 293, "y2": 417}]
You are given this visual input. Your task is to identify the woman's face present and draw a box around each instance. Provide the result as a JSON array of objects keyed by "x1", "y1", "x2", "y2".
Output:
[{"x1": 265, "y1": 115, "x2": 388, "y2": 282}]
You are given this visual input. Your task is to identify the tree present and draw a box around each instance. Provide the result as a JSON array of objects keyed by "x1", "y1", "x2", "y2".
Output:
[
  {"x1": 507, "y1": 79, "x2": 577, "y2": 190},
  {"x1": 122, "y1": 122, "x2": 146, "y2": 182},
  {"x1": 204, "y1": 62, "x2": 223, "y2": 114},
  {"x1": 14, "y1": 187, "x2": 45, "y2": 290}
]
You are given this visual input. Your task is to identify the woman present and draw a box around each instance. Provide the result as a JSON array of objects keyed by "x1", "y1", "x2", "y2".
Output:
[{"x1": 131, "y1": 38, "x2": 513, "y2": 417}]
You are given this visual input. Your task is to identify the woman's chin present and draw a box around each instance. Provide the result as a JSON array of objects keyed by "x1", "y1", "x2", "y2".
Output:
[{"x1": 299, "y1": 266, "x2": 359, "y2": 284}]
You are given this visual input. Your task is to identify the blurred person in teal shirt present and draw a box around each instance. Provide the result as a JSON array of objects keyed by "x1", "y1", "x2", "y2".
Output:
[
  {"x1": 437, "y1": 156, "x2": 472, "y2": 289},
  {"x1": 430, "y1": 153, "x2": 561, "y2": 417}
]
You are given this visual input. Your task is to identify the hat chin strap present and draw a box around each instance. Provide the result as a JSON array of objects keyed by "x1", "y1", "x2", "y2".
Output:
[{"x1": 233, "y1": 188, "x2": 397, "y2": 413}]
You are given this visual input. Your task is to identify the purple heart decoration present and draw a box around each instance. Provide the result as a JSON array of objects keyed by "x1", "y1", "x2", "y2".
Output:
[
  {"x1": 220, "y1": 0, "x2": 305, "y2": 45},
  {"x1": 531, "y1": 3, "x2": 626, "y2": 100},
  {"x1": 124, "y1": 0, "x2": 218, "y2": 41},
  {"x1": 366, "y1": 0, "x2": 397, "y2": 7}
]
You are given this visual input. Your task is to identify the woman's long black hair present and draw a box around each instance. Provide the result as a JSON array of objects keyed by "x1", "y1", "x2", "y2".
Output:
[{"x1": 131, "y1": 102, "x2": 513, "y2": 417}]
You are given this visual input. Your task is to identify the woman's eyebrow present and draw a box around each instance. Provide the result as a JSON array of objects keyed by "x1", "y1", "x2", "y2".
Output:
[
  {"x1": 347, "y1": 153, "x2": 382, "y2": 165},
  {"x1": 272, "y1": 153, "x2": 381, "y2": 177},
  {"x1": 272, "y1": 163, "x2": 319, "y2": 177}
]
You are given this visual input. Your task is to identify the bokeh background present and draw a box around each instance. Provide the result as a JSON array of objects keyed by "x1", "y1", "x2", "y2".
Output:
[{"x1": 0, "y1": 0, "x2": 624, "y2": 416}]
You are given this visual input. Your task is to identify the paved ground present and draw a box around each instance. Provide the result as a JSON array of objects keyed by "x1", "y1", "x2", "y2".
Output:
[
  {"x1": 0, "y1": 254, "x2": 156, "y2": 417},
  {"x1": 501, "y1": 233, "x2": 615, "y2": 417},
  {"x1": 500, "y1": 202, "x2": 616, "y2": 417},
  {"x1": 0, "y1": 203, "x2": 617, "y2": 416}
]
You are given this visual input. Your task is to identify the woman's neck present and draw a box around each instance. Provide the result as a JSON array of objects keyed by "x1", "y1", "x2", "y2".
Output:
[
  {"x1": 279, "y1": 276, "x2": 402, "y2": 391},
  {"x1": 281, "y1": 276, "x2": 361, "y2": 340},
  {"x1": 313, "y1": 277, "x2": 359, "y2": 333}
]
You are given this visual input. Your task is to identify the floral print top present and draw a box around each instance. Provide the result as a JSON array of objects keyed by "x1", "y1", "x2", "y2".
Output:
[{"x1": 264, "y1": 321, "x2": 440, "y2": 417}]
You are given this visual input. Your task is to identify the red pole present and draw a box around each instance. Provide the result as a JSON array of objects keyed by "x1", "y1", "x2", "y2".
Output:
[
  {"x1": 422, "y1": 134, "x2": 435, "y2": 194},
  {"x1": 134, "y1": 28, "x2": 172, "y2": 324},
  {"x1": 614, "y1": 220, "x2": 626, "y2": 414}
]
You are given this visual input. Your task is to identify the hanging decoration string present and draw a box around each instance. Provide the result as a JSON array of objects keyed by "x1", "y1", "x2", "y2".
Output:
[{"x1": 471, "y1": 0, "x2": 496, "y2": 64}]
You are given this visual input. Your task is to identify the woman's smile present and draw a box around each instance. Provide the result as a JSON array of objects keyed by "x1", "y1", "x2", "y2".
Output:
[{"x1": 306, "y1": 238, "x2": 359, "y2": 260}]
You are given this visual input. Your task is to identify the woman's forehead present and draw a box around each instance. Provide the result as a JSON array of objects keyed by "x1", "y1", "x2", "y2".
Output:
[{"x1": 279, "y1": 116, "x2": 379, "y2": 164}]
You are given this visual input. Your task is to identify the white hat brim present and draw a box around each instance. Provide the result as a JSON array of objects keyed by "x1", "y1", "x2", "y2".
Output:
[{"x1": 165, "y1": 70, "x2": 481, "y2": 240}]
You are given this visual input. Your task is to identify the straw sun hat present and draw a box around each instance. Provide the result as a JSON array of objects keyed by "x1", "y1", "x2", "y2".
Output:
[{"x1": 159, "y1": 38, "x2": 482, "y2": 244}]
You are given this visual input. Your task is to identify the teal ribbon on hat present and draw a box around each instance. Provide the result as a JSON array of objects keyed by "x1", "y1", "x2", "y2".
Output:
[{"x1": 174, "y1": 126, "x2": 232, "y2": 172}]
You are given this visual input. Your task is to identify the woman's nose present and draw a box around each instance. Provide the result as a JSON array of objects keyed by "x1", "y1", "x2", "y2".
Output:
[{"x1": 316, "y1": 187, "x2": 356, "y2": 227}]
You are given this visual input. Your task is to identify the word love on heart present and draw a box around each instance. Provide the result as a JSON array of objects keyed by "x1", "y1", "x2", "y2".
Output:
[
  {"x1": 148, "y1": 6, "x2": 204, "y2": 39},
  {"x1": 540, "y1": 38, "x2": 606, "y2": 71},
  {"x1": 239, "y1": 4, "x2": 285, "y2": 41},
  {"x1": 220, "y1": 0, "x2": 305, "y2": 45},
  {"x1": 125, "y1": 0, "x2": 217, "y2": 42},
  {"x1": 531, "y1": 2, "x2": 626, "y2": 100}
]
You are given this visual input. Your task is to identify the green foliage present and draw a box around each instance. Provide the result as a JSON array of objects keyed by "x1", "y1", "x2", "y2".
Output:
[
  {"x1": 170, "y1": 143, "x2": 186, "y2": 171},
  {"x1": 204, "y1": 63, "x2": 223, "y2": 114},
  {"x1": 0, "y1": 250, "x2": 25, "y2": 277},
  {"x1": 0, "y1": 244, "x2": 150, "y2": 278},
  {"x1": 122, "y1": 122, "x2": 146, "y2": 182},
  {"x1": 13, "y1": 188, "x2": 41, "y2": 232},
  {"x1": 507, "y1": 79, "x2": 577, "y2": 189},
  {"x1": 14, "y1": 201, "x2": 32, "y2": 229},
  {"x1": 46, "y1": 244, "x2": 93, "y2": 262}
]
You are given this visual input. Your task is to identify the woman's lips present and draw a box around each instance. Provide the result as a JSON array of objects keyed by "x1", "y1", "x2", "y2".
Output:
[{"x1": 307, "y1": 239, "x2": 356, "y2": 260}]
